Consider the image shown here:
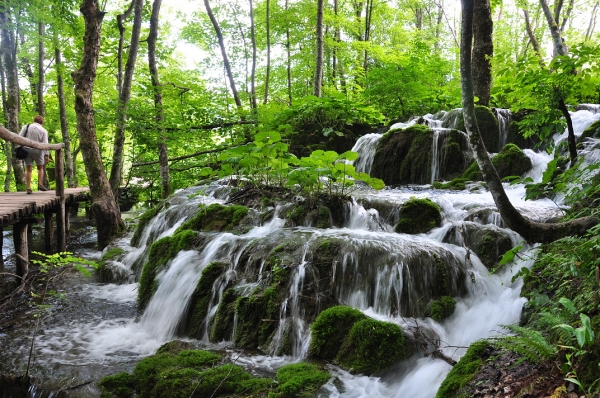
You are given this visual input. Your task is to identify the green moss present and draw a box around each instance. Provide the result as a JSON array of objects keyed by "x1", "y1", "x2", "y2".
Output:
[
  {"x1": 316, "y1": 206, "x2": 332, "y2": 228},
  {"x1": 430, "y1": 296, "x2": 456, "y2": 321},
  {"x1": 132, "y1": 353, "x2": 178, "y2": 397},
  {"x1": 234, "y1": 294, "x2": 267, "y2": 349},
  {"x1": 176, "y1": 203, "x2": 249, "y2": 233},
  {"x1": 155, "y1": 340, "x2": 194, "y2": 355},
  {"x1": 371, "y1": 124, "x2": 433, "y2": 185},
  {"x1": 309, "y1": 306, "x2": 367, "y2": 360},
  {"x1": 580, "y1": 119, "x2": 600, "y2": 142},
  {"x1": 98, "y1": 372, "x2": 135, "y2": 398},
  {"x1": 272, "y1": 363, "x2": 330, "y2": 397},
  {"x1": 286, "y1": 205, "x2": 307, "y2": 226},
  {"x1": 491, "y1": 143, "x2": 532, "y2": 179},
  {"x1": 176, "y1": 350, "x2": 221, "y2": 369},
  {"x1": 432, "y1": 178, "x2": 469, "y2": 191},
  {"x1": 473, "y1": 229, "x2": 513, "y2": 270},
  {"x1": 394, "y1": 197, "x2": 442, "y2": 234},
  {"x1": 435, "y1": 340, "x2": 491, "y2": 398},
  {"x1": 138, "y1": 230, "x2": 200, "y2": 309},
  {"x1": 460, "y1": 161, "x2": 482, "y2": 181},
  {"x1": 96, "y1": 247, "x2": 126, "y2": 282},
  {"x1": 186, "y1": 262, "x2": 226, "y2": 339},
  {"x1": 335, "y1": 318, "x2": 408, "y2": 374},
  {"x1": 210, "y1": 288, "x2": 239, "y2": 342},
  {"x1": 131, "y1": 203, "x2": 164, "y2": 247}
]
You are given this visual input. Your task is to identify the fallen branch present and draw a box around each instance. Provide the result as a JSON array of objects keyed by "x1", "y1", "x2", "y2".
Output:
[{"x1": 132, "y1": 146, "x2": 236, "y2": 167}]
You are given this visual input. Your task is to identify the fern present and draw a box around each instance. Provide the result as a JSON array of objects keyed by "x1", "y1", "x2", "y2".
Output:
[
  {"x1": 536, "y1": 312, "x2": 577, "y2": 347},
  {"x1": 493, "y1": 324, "x2": 557, "y2": 364}
]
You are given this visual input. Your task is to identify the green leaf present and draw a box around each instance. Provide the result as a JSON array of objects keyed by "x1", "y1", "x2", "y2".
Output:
[
  {"x1": 558, "y1": 297, "x2": 577, "y2": 315},
  {"x1": 499, "y1": 244, "x2": 523, "y2": 266}
]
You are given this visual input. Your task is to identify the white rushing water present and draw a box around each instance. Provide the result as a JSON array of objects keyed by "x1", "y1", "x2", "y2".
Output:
[{"x1": 5, "y1": 108, "x2": 600, "y2": 398}]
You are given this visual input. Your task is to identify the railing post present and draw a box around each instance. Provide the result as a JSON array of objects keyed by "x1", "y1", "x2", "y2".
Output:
[{"x1": 55, "y1": 148, "x2": 66, "y2": 252}]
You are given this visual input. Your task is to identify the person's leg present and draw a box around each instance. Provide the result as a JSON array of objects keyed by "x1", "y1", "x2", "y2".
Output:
[
  {"x1": 37, "y1": 165, "x2": 47, "y2": 191},
  {"x1": 25, "y1": 165, "x2": 33, "y2": 192}
]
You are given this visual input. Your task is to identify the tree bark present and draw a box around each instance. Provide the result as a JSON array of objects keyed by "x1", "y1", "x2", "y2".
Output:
[
  {"x1": 72, "y1": 0, "x2": 124, "y2": 249},
  {"x1": 313, "y1": 0, "x2": 324, "y2": 97},
  {"x1": 54, "y1": 32, "x2": 76, "y2": 187},
  {"x1": 472, "y1": 0, "x2": 493, "y2": 107},
  {"x1": 148, "y1": 0, "x2": 170, "y2": 199},
  {"x1": 0, "y1": 9, "x2": 24, "y2": 189},
  {"x1": 585, "y1": 2, "x2": 599, "y2": 42},
  {"x1": 263, "y1": 0, "x2": 271, "y2": 104},
  {"x1": 37, "y1": 21, "x2": 45, "y2": 116},
  {"x1": 204, "y1": 0, "x2": 243, "y2": 109},
  {"x1": 0, "y1": 51, "x2": 11, "y2": 192},
  {"x1": 109, "y1": 0, "x2": 144, "y2": 198},
  {"x1": 116, "y1": 0, "x2": 135, "y2": 95},
  {"x1": 523, "y1": 9, "x2": 543, "y2": 58},
  {"x1": 285, "y1": 0, "x2": 292, "y2": 105},
  {"x1": 460, "y1": 0, "x2": 598, "y2": 244},
  {"x1": 249, "y1": 0, "x2": 257, "y2": 110}
]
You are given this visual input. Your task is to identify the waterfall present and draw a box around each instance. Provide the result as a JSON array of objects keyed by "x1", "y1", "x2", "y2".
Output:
[
  {"x1": 494, "y1": 108, "x2": 511, "y2": 149},
  {"x1": 352, "y1": 133, "x2": 383, "y2": 174},
  {"x1": 431, "y1": 130, "x2": 441, "y2": 183}
]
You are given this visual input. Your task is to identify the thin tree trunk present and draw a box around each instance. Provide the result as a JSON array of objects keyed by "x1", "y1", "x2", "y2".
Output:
[
  {"x1": 523, "y1": 9, "x2": 543, "y2": 58},
  {"x1": 72, "y1": 0, "x2": 124, "y2": 249},
  {"x1": 37, "y1": 21, "x2": 45, "y2": 116},
  {"x1": 585, "y1": 2, "x2": 599, "y2": 41},
  {"x1": 249, "y1": 0, "x2": 257, "y2": 110},
  {"x1": 313, "y1": 0, "x2": 324, "y2": 97},
  {"x1": 362, "y1": 0, "x2": 373, "y2": 74},
  {"x1": 285, "y1": 0, "x2": 292, "y2": 105},
  {"x1": 0, "y1": 52, "x2": 11, "y2": 191},
  {"x1": 560, "y1": 0, "x2": 574, "y2": 32},
  {"x1": 109, "y1": 0, "x2": 144, "y2": 197},
  {"x1": 204, "y1": 0, "x2": 243, "y2": 109},
  {"x1": 148, "y1": 0, "x2": 170, "y2": 199},
  {"x1": 460, "y1": 0, "x2": 598, "y2": 243},
  {"x1": 0, "y1": 10, "x2": 24, "y2": 189},
  {"x1": 116, "y1": 0, "x2": 135, "y2": 95},
  {"x1": 54, "y1": 31, "x2": 76, "y2": 187},
  {"x1": 263, "y1": 0, "x2": 270, "y2": 104},
  {"x1": 472, "y1": 0, "x2": 493, "y2": 107}
]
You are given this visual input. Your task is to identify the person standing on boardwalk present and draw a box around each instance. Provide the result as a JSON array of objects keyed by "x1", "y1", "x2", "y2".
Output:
[{"x1": 19, "y1": 115, "x2": 50, "y2": 194}]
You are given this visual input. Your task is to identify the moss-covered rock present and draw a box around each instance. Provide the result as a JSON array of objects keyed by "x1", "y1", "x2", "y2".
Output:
[
  {"x1": 176, "y1": 203, "x2": 250, "y2": 234},
  {"x1": 308, "y1": 306, "x2": 367, "y2": 360},
  {"x1": 98, "y1": 372, "x2": 135, "y2": 398},
  {"x1": 492, "y1": 143, "x2": 532, "y2": 179},
  {"x1": 430, "y1": 296, "x2": 456, "y2": 321},
  {"x1": 435, "y1": 340, "x2": 491, "y2": 398},
  {"x1": 131, "y1": 203, "x2": 165, "y2": 247},
  {"x1": 184, "y1": 262, "x2": 227, "y2": 339},
  {"x1": 432, "y1": 178, "x2": 469, "y2": 191},
  {"x1": 96, "y1": 247, "x2": 126, "y2": 283},
  {"x1": 155, "y1": 340, "x2": 195, "y2": 355},
  {"x1": 456, "y1": 105, "x2": 499, "y2": 152},
  {"x1": 137, "y1": 230, "x2": 200, "y2": 309},
  {"x1": 580, "y1": 119, "x2": 600, "y2": 142},
  {"x1": 394, "y1": 197, "x2": 442, "y2": 234},
  {"x1": 335, "y1": 318, "x2": 409, "y2": 374},
  {"x1": 210, "y1": 287, "x2": 239, "y2": 342},
  {"x1": 271, "y1": 363, "x2": 331, "y2": 398},
  {"x1": 371, "y1": 124, "x2": 433, "y2": 185}
]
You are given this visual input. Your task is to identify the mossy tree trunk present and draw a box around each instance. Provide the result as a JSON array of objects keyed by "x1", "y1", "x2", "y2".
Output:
[
  {"x1": 313, "y1": 0, "x2": 324, "y2": 97},
  {"x1": 460, "y1": 0, "x2": 598, "y2": 244},
  {"x1": 72, "y1": 0, "x2": 125, "y2": 249},
  {"x1": 472, "y1": 0, "x2": 493, "y2": 107}
]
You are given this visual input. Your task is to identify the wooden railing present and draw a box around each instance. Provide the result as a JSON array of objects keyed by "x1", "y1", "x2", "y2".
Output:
[{"x1": 0, "y1": 125, "x2": 68, "y2": 251}]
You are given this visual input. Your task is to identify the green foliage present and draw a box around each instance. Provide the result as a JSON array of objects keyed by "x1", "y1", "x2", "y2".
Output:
[
  {"x1": 31, "y1": 251, "x2": 97, "y2": 277},
  {"x1": 131, "y1": 204, "x2": 165, "y2": 247},
  {"x1": 430, "y1": 296, "x2": 456, "y2": 321},
  {"x1": 493, "y1": 324, "x2": 557, "y2": 364},
  {"x1": 435, "y1": 340, "x2": 490, "y2": 398},
  {"x1": 176, "y1": 203, "x2": 249, "y2": 234},
  {"x1": 394, "y1": 197, "x2": 442, "y2": 234},
  {"x1": 308, "y1": 306, "x2": 367, "y2": 360},
  {"x1": 271, "y1": 363, "x2": 330, "y2": 398},
  {"x1": 335, "y1": 318, "x2": 408, "y2": 374}
]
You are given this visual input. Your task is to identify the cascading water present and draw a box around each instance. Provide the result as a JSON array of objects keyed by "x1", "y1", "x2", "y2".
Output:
[
  {"x1": 494, "y1": 108, "x2": 512, "y2": 149},
  {"x1": 3, "y1": 108, "x2": 600, "y2": 398}
]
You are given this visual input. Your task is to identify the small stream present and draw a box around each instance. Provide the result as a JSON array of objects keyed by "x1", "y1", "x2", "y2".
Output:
[{"x1": 1, "y1": 108, "x2": 599, "y2": 397}]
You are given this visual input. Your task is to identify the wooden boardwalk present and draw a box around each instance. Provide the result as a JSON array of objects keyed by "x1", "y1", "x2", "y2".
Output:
[
  {"x1": 1, "y1": 187, "x2": 90, "y2": 280},
  {"x1": 0, "y1": 188, "x2": 89, "y2": 227}
]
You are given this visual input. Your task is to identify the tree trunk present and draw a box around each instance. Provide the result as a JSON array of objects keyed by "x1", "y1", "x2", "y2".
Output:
[
  {"x1": 109, "y1": 0, "x2": 144, "y2": 198},
  {"x1": 263, "y1": 0, "x2": 270, "y2": 105},
  {"x1": 0, "y1": 10, "x2": 24, "y2": 189},
  {"x1": 585, "y1": 2, "x2": 599, "y2": 42},
  {"x1": 116, "y1": 0, "x2": 135, "y2": 95},
  {"x1": 204, "y1": 0, "x2": 243, "y2": 109},
  {"x1": 285, "y1": 0, "x2": 292, "y2": 105},
  {"x1": 523, "y1": 9, "x2": 543, "y2": 58},
  {"x1": 0, "y1": 52, "x2": 11, "y2": 192},
  {"x1": 472, "y1": 0, "x2": 493, "y2": 107},
  {"x1": 72, "y1": 0, "x2": 124, "y2": 249},
  {"x1": 460, "y1": 0, "x2": 598, "y2": 244},
  {"x1": 313, "y1": 0, "x2": 324, "y2": 97},
  {"x1": 148, "y1": 0, "x2": 170, "y2": 199},
  {"x1": 249, "y1": 0, "x2": 257, "y2": 110},
  {"x1": 37, "y1": 21, "x2": 45, "y2": 116},
  {"x1": 54, "y1": 32, "x2": 76, "y2": 187}
]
